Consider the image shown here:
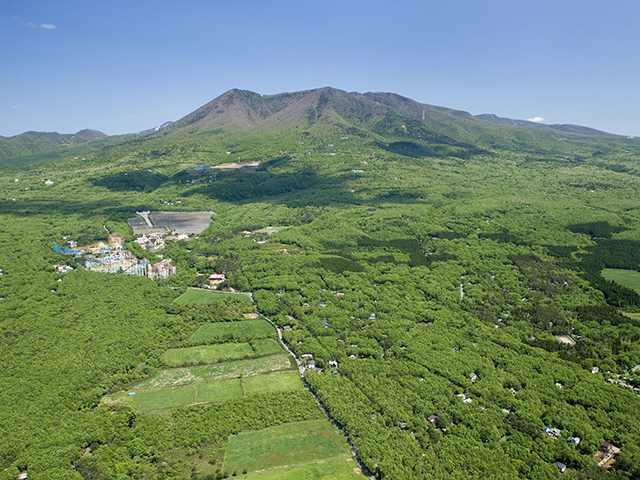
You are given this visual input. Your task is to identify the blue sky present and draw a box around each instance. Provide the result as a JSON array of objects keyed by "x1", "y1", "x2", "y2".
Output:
[{"x1": 2, "y1": 0, "x2": 639, "y2": 137}]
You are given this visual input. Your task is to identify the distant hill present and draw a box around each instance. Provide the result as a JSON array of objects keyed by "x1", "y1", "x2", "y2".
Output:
[
  {"x1": 3, "y1": 87, "x2": 638, "y2": 166},
  {"x1": 0, "y1": 129, "x2": 106, "y2": 164}
]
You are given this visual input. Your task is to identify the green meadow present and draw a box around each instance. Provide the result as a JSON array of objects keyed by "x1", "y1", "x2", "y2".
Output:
[
  {"x1": 136, "y1": 354, "x2": 295, "y2": 389},
  {"x1": 243, "y1": 371, "x2": 303, "y2": 396},
  {"x1": 173, "y1": 288, "x2": 252, "y2": 304},
  {"x1": 190, "y1": 319, "x2": 276, "y2": 342},
  {"x1": 224, "y1": 419, "x2": 352, "y2": 474},
  {"x1": 241, "y1": 458, "x2": 363, "y2": 479},
  {"x1": 164, "y1": 343, "x2": 255, "y2": 365},
  {"x1": 602, "y1": 268, "x2": 640, "y2": 294}
]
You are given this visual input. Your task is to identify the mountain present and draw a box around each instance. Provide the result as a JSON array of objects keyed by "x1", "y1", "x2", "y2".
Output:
[
  {"x1": 153, "y1": 87, "x2": 634, "y2": 156},
  {"x1": 0, "y1": 129, "x2": 106, "y2": 164},
  {"x1": 3, "y1": 87, "x2": 638, "y2": 166}
]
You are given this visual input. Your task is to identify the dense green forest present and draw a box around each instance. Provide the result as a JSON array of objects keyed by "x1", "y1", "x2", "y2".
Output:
[{"x1": 2, "y1": 89, "x2": 640, "y2": 479}]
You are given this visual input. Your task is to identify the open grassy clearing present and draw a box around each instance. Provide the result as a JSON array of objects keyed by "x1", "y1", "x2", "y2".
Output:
[
  {"x1": 190, "y1": 319, "x2": 275, "y2": 342},
  {"x1": 196, "y1": 379, "x2": 244, "y2": 403},
  {"x1": 223, "y1": 419, "x2": 352, "y2": 474},
  {"x1": 164, "y1": 343, "x2": 255, "y2": 365},
  {"x1": 136, "y1": 354, "x2": 295, "y2": 389},
  {"x1": 133, "y1": 386, "x2": 196, "y2": 412},
  {"x1": 252, "y1": 338, "x2": 283, "y2": 355},
  {"x1": 242, "y1": 458, "x2": 363, "y2": 479},
  {"x1": 243, "y1": 371, "x2": 303, "y2": 395},
  {"x1": 173, "y1": 288, "x2": 252, "y2": 304},
  {"x1": 102, "y1": 370, "x2": 301, "y2": 412},
  {"x1": 602, "y1": 268, "x2": 640, "y2": 294}
]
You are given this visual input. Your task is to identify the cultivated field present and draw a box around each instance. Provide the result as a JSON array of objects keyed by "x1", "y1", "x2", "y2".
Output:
[
  {"x1": 133, "y1": 386, "x2": 196, "y2": 411},
  {"x1": 190, "y1": 320, "x2": 275, "y2": 342},
  {"x1": 174, "y1": 288, "x2": 252, "y2": 304},
  {"x1": 602, "y1": 268, "x2": 640, "y2": 294},
  {"x1": 196, "y1": 379, "x2": 244, "y2": 403},
  {"x1": 243, "y1": 371, "x2": 303, "y2": 396},
  {"x1": 164, "y1": 343, "x2": 255, "y2": 365},
  {"x1": 101, "y1": 366, "x2": 301, "y2": 412},
  {"x1": 252, "y1": 338, "x2": 283, "y2": 355},
  {"x1": 223, "y1": 419, "x2": 352, "y2": 474},
  {"x1": 244, "y1": 458, "x2": 363, "y2": 479},
  {"x1": 137, "y1": 354, "x2": 295, "y2": 389}
]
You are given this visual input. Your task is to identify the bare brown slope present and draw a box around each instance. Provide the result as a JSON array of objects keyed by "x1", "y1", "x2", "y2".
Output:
[{"x1": 169, "y1": 89, "x2": 313, "y2": 132}]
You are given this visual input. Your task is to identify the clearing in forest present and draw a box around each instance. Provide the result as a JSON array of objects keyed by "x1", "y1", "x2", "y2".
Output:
[
  {"x1": 173, "y1": 288, "x2": 252, "y2": 304},
  {"x1": 164, "y1": 338, "x2": 283, "y2": 365},
  {"x1": 101, "y1": 367, "x2": 303, "y2": 412},
  {"x1": 190, "y1": 319, "x2": 276, "y2": 342},
  {"x1": 252, "y1": 338, "x2": 283, "y2": 355},
  {"x1": 242, "y1": 458, "x2": 363, "y2": 479},
  {"x1": 602, "y1": 268, "x2": 640, "y2": 294},
  {"x1": 242, "y1": 371, "x2": 303, "y2": 395},
  {"x1": 164, "y1": 343, "x2": 256, "y2": 365},
  {"x1": 223, "y1": 418, "x2": 352, "y2": 475},
  {"x1": 136, "y1": 354, "x2": 295, "y2": 389}
]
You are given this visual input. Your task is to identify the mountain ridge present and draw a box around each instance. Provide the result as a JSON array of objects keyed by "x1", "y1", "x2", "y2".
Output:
[{"x1": 2, "y1": 87, "x2": 637, "y2": 165}]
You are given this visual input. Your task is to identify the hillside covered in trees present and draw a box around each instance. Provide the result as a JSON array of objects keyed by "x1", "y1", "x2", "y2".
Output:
[{"x1": 2, "y1": 88, "x2": 640, "y2": 479}]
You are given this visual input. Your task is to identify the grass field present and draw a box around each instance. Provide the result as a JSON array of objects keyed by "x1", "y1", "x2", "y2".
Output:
[
  {"x1": 164, "y1": 343, "x2": 255, "y2": 365},
  {"x1": 190, "y1": 320, "x2": 275, "y2": 342},
  {"x1": 243, "y1": 371, "x2": 303, "y2": 395},
  {"x1": 136, "y1": 355, "x2": 295, "y2": 389},
  {"x1": 252, "y1": 338, "x2": 283, "y2": 355},
  {"x1": 224, "y1": 419, "x2": 352, "y2": 474},
  {"x1": 173, "y1": 288, "x2": 252, "y2": 304},
  {"x1": 101, "y1": 356, "x2": 300, "y2": 412},
  {"x1": 133, "y1": 386, "x2": 196, "y2": 412},
  {"x1": 602, "y1": 268, "x2": 640, "y2": 294},
  {"x1": 196, "y1": 379, "x2": 244, "y2": 403},
  {"x1": 244, "y1": 458, "x2": 363, "y2": 479}
]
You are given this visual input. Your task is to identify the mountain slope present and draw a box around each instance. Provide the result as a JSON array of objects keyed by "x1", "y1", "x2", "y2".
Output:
[{"x1": 0, "y1": 129, "x2": 106, "y2": 164}]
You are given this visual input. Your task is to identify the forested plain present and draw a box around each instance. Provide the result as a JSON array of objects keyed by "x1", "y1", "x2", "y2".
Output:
[{"x1": 3, "y1": 89, "x2": 640, "y2": 479}]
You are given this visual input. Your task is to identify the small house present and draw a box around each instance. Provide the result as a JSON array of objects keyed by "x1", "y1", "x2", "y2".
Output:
[
  {"x1": 600, "y1": 442, "x2": 614, "y2": 454},
  {"x1": 554, "y1": 462, "x2": 566, "y2": 473},
  {"x1": 399, "y1": 422, "x2": 407, "y2": 428},
  {"x1": 567, "y1": 436, "x2": 581, "y2": 445},
  {"x1": 427, "y1": 415, "x2": 437, "y2": 423},
  {"x1": 322, "y1": 319, "x2": 329, "y2": 328},
  {"x1": 470, "y1": 372, "x2": 477, "y2": 382},
  {"x1": 329, "y1": 360, "x2": 338, "y2": 369},
  {"x1": 591, "y1": 366, "x2": 600, "y2": 374}
]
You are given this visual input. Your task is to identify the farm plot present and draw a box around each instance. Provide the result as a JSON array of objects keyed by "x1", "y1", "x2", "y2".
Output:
[
  {"x1": 190, "y1": 320, "x2": 275, "y2": 342},
  {"x1": 196, "y1": 379, "x2": 244, "y2": 403},
  {"x1": 252, "y1": 338, "x2": 283, "y2": 355},
  {"x1": 243, "y1": 371, "x2": 303, "y2": 396},
  {"x1": 136, "y1": 355, "x2": 295, "y2": 389},
  {"x1": 223, "y1": 419, "x2": 352, "y2": 475},
  {"x1": 133, "y1": 386, "x2": 196, "y2": 412},
  {"x1": 245, "y1": 458, "x2": 363, "y2": 480},
  {"x1": 164, "y1": 343, "x2": 255, "y2": 365},
  {"x1": 173, "y1": 288, "x2": 252, "y2": 304}
]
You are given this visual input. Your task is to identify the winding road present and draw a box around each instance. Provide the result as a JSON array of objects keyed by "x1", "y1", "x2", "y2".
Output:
[{"x1": 259, "y1": 308, "x2": 377, "y2": 480}]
